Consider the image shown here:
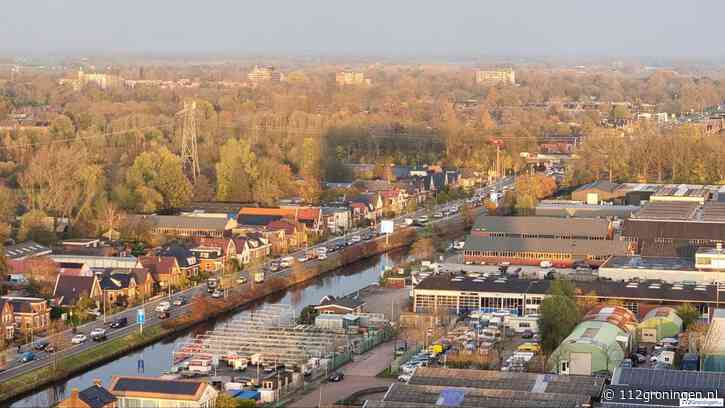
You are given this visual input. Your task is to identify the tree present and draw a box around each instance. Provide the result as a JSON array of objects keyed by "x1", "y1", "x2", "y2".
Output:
[
  {"x1": 126, "y1": 147, "x2": 193, "y2": 212},
  {"x1": 297, "y1": 305, "x2": 319, "y2": 325},
  {"x1": 539, "y1": 280, "x2": 580, "y2": 354},
  {"x1": 215, "y1": 138, "x2": 257, "y2": 202},
  {"x1": 299, "y1": 137, "x2": 321, "y2": 204},
  {"x1": 73, "y1": 294, "x2": 97, "y2": 323},
  {"x1": 215, "y1": 394, "x2": 240, "y2": 408},
  {"x1": 18, "y1": 210, "x2": 56, "y2": 245},
  {"x1": 0, "y1": 186, "x2": 17, "y2": 224},
  {"x1": 410, "y1": 237, "x2": 435, "y2": 261},
  {"x1": 677, "y1": 303, "x2": 700, "y2": 330}
]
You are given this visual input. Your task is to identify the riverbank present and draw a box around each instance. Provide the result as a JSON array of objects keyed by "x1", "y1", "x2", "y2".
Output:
[{"x1": 1, "y1": 214, "x2": 473, "y2": 405}]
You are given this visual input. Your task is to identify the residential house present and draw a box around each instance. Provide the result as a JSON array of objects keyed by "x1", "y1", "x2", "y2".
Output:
[
  {"x1": 159, "y1": 245, "x2": 199, "y2": 279},
  {"x1": 139, "y1": 256, "x2": 182, "y2": 290},
  {"x1": 349, "y1": 202, "x2": 369, "y2": 225},
  {"x1": 191, "y1": 238, "x2": 237, "y2": 273},
  {"x1": 98, "y1": 271, "x2": 138, "y2": 307},
  {"x1": 380, "y1": 189, "x2": 407, "y2": 215},
  {"x1": 1, "y1": 296, "x2": 50, "y2": 337},
  {"x1": 243, "y1": 233, "x2": 271, "y2": 263},
  {"x1": 321, "y1": 207, "x2": 352, "y2": 234},
  {"x1": 108, "y1": 376, "x2": 218, "y2": 408},
  {"x1": 53, "y1": 274, "x2": 102, "y2": 308},
  {"x1": 57, "y1": 381, "x2": 117, "y2": 408},
  {"x1": 315, "y1": 295, "x2": 366, "y2": 315},
  {"x1": 140, "y1": 214, "x2": 237, "y2": 239},
  {"x1": 4, "y1": 241, "x2": 52, "y2": 261},
  {"x1": 0, "y1": 299, "x2": 14, "y2": 341},
  {"x1": 350, "y1": 193, "x2": 384, "y2": 222},
  {"x1": 259, "y1": 228, "x2": 287, "y2": 256},
  {"x1": 238, "y1": 207, "x2": 323, "y2": 233},
  {"x1": 267, "y1": 220, "x2": 307, "y2": 253}
]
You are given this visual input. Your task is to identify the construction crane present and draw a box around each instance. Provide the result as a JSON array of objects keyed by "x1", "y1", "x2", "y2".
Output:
[{"x1": 177, "y1": 100, "x2": 200, "y2": 183}]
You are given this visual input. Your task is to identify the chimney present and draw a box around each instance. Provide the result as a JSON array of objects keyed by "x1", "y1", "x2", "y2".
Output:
[{"x1": 93, "y1": 378, "x2": 102, "y2": 387}]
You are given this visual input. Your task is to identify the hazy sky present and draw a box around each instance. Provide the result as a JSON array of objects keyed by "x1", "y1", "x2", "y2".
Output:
[{"x1": 1, "y1": 0, "x2": 723, "y2": 58}]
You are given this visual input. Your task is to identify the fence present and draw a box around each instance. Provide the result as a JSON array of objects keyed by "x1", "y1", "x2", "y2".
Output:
[{"x1": 352, "y1": 328, "x2": 392, "y2": 355}]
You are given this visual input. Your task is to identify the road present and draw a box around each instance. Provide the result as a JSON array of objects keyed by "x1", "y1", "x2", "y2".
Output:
[{"x1": 0, "y1": 190, "x2": 489, "y2": 385}]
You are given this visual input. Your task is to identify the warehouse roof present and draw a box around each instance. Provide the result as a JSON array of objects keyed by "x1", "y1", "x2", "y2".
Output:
[
  {"x1": 464, "y1": 235, "x2": 628, "y2": 256},
  {"x1": 574, "y1": 180, "x2": 620, "y2": 193},
  {"x1": 600, "y1": 256, "x2": 696, "y2": 271},
  {"x1": 473, "y1": 216, "x2": 610, "y2": 237},
  {"x1": 631, "y1": 201, "x2": 699, "y2": 221},
  {"x1": 414, "y1": 275, "x2": 719, "y2": 304},
  {"x1": 612, "y1": 367, "x2": 725, "y2": 392},
  {"x1": 535, "y1": 201, "x2": 639, "y2": 219},
  {"x1": 146, "y1": 215, "x2": 234, "y2": 231}
]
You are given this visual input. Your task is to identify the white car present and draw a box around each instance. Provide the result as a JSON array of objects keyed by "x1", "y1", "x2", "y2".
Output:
[
  {"x1": 297, "y1": 255, "x2": 308, "y2": 262},
  {"x1": 155, "y1": 301, "x2": 171, "y2": 312},
  {"x1": 318, "y1": 253, "x2": 327, "y2": 260},
  {"x1": 398, "y1": 373, "x2": 412, "y2": 382},
  {"x1": 90, "y1": 328, "x2": 106, "y2": 337},
  {"x1": 71, "y1": 334, "x2": 88, "y2": 344},
  {"x1": 351, "y1": 235, "x2": 362, "y2": 243}
]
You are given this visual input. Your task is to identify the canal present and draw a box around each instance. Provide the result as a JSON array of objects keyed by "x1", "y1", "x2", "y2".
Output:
[{"x1": 10, "y1": 249, "x2": 407, "y2": 407}]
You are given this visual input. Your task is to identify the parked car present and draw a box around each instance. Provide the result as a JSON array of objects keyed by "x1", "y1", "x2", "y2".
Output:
[
  {"x1": 172, "y1": 297, "x2": 187, "y2": 306},
  {"x1": 110, "y1": 317, "x2": 128, "y2": 329},
  {"x1": 327, "y1": 372, "x2": 344, "y2": 382},
  {"x1": 90, "y1": 328, "x2": 107, "y2": 341},
  {"x1": 237, "y1": 276, "x2": 248, "y2": 284},
  {"x1": 33, "y1": 340, "x2": 49, "y2": 351},
  {"x1": 211, "y1": 289, "x2": 223, "y2": 299},
  {"x1": 318, "y1": 253, "x2": 327, "y2": 260},
  {"x1": 155, "y1": 301, "x2": 171, "y2": 312},
  {"x1": 398, "y1": 373, "x2": 412, "y2": 382},
  {"x1": 521, "y1": 330, "x2": 534, "y2": 339},
  {"x1": 351, "y1": 235, "x2": 362, "y2": 243},
  {"x1": 158, "y1": 310, "x2": 170, "y2": 319},
  {"x1": 71, "y1": 334, "x2": 88, "y2": 344}
]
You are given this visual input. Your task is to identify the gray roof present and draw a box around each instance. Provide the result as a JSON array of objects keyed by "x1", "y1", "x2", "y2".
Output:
[
  {"x1": 535, "y1": 202, "x2": 640, "y2": 219},
  {"x1": 414, "y1": 275, "x2": 719, "y2": 303},
  {"x1": 110, "y1": 377, "x2": 203, "y2": 396},
  {"x1": 601, "y1": 256, "x2": 696, "y2": 271},
  {"x1": 146, "y1": 215, "x2": 232, "y2": 231},
  {"x1": 574, "y1": 180, "x2": 620, "y2": 193},
  {"x1": 316, "y1": 295, "x2": 365, "y2": 310},
  {"x1": 4, "y1": 241, "x2": 51, "y2": 260},
  {"x1": 463, "y1": 235, "x2": 628, "y2": 257},
  {"x1": 472, "y1": 216, "x2": 610, "y2": 238}
]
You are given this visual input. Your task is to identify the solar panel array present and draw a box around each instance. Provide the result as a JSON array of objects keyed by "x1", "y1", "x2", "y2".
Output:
[
  {"x1": 702, "y1": 202, "x2": 725, "y2": 222},
  {"x1": 633, "y1": 201, "x2": 699, "y2": 220},
  {"x1": 616, "y1": 367, "x2": 725, "y2": 390},
  {"x1": 383, "y1": 384, "x2": 590, "y2": 408}
]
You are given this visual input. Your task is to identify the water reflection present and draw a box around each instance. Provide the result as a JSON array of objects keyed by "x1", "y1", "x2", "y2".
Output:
[{"x1": 11, "y1": 249, "x2": 405, "y2": 407}]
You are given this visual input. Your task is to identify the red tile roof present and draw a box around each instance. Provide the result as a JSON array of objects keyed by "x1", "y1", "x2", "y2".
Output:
[
  {"x1": 267, "y1": 220, "x2": 297, "y2": 235},
  {"x1": 138, "y1": 256, "x2": 178, "y2": 277}
]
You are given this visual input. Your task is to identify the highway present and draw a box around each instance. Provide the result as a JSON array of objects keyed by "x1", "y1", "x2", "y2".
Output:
[{"x1": 0, "y1": 186, "x2": 501, "y2": 386}]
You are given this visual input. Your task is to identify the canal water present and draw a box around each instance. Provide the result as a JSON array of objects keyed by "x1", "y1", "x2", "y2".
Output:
[{"x1": 10, "y1": 249, "x2": 407, "y2": 408}]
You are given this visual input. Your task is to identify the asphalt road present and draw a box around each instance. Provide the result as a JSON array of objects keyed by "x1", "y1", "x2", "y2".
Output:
[{"x1": 0, "y1": 189, "x2": 498, "y2": 384}]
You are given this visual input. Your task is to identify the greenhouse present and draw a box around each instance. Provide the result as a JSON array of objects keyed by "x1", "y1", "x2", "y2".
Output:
[
  {"x1": 548, "y1": 320, "x2": 630, "y2": 376},
  {"x1": 638, "y1": 306, "x2": 683, "y2": 343}
]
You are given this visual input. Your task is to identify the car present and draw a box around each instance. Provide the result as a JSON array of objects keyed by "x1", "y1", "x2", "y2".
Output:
[
  {"x1": 172, "y1": 297, "x2": 187, "y2": 306},
  {"x1": 297, "y1": 255, "x2": 308, "y2": 262},
  {"x1": 211, "y1": 289, "x2": 223, "y2": 299},
  {"x1": 19, "y1": 352, "x2": 35, "y2": 363},
  {"x1": 33, "y1": 340, "x2": 49, "y2": 351},
  {"x1": 351, "y1": 235, "x2": 361, "y2": 243},
  {"x1": 155, "y1": 301, "x2": 171, "y2": 312},
  {"x1": 71, "y1": 334, "x2": 88, "y2": 344},
  {"x1": 269, "y1": 264, "x2": 280, "y2": 272},
  {"x1": 158, "y1": 310, "x2": 170, "y2": 319},
  {"x1": 90, "y1": 328, "x2": 107, "y2": 341},
  {"x1": 110, "y1": 317, "x2": 128, "y2": 329},
  {"x1": 318, "y1": 253, "x2": 327, "y2": 260},
  {"x1": 634, "y1": 353, "x2": 647, "y2": 364},
  {"x1": 521, "y1": 330, "x2": 534, "y2": 339},
  {"x1": 517, "y1": 343, "x2": 541, "y2": 353},
  {"x1": 237, "y1": 276, "x2": 248, "y2": 284},
  {"x1": 398, "y1": 373, "x2": 412, "y2": 382},
  {"x1": 328, "y1": 372, "x2": 344, "y2": 382},
  {"x1": 433, "y1": 212, "x2": 443, "y2": 218},
  {"x1": 45, "y1": 344, "x2": 56, "y2": 353}
]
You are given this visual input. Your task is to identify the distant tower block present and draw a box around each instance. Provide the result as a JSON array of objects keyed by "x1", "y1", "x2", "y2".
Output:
[{"x1": 179, "y1": 100, "x2": 200, "y2": 183}]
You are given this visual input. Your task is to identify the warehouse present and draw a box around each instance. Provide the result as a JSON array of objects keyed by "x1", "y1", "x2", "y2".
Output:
[
  {"x1": 535, "y1": 200, "x2": 639, "y2": 219},
  {"x1": 412, "y1": 274, "x2": 718, "y2": 318},
  {"x1": 623, "y1": 201, "x2": 725, "y2": 257},
  {"x1": 548, "y1": 306, "x2": 637, "y2": 375},
  {"x1": 571, "y1": 180, "x2": 623, "y2": 204},
  {"x1": 702, "y1": 309, "x2": 725, "y2": 372},
  {"x1": 638, "y1": 306, "x2": 682, "y2": 343},
  {"x1": 367, "y1": 367, "x2": 604, "y2": 408},
  {"x1": 462, "y1": 235, "x2": 629, "y2": 267},
  {"x1": 472, "y1": 216, "x2": 612, "y2": 240},
  {"x1": 596, "y1": 255, "x2": 725, "y2": 284}
]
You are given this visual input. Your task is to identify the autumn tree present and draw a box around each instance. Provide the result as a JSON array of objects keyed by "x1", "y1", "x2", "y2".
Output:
[
  {"x1": 539, "y1": 280, "x2": 580, "y2": 354},
  {"x1": 124, "y1": 147, "x2": 192, "y2": 212},
  {"x1": 410, "y1": 236, "x2": 435, "y2": 261},
  {"x1": 215, "y1": 138, "x2": 257, "y2": 202},
  {"x1": 299, "y1": 137, "x2": 322, "y2": 204},
  {"x1": 17, "y1": 210, "x2": 56, "y2": 245}
]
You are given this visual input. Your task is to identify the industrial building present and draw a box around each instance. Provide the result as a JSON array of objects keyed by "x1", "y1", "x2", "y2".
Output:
[
  {"x1": 368, "y1": 367, "x2": 604, "y2": 408},
  {"x1": 412, "y1": 273, "x2": 718, "y2": 318},
  {"x1": 571, "y1": 180, "x2": 622, "y2": 204},
  {"x1": 548, "y1": 306, "x2": 637, "y2": 375},
  {"x1": 638, "y1": 306, "x2": 682, "y2": 343},
  {"x1": 472, "y1": 216, "x2": 612, "y2": 240},
  {"x1": 597, "y1": 255, "x2": 725, "y2": 284},
  {"x1": 623, "y1": 201, "x2": 725, "y2": 257},
  {"x1": 535, "y1": 200, "x2": 639, "y2": 219}
]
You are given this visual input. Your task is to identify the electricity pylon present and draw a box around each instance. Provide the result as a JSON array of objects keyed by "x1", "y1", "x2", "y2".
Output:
[{"x1": 178, "y1": 100, "x2": 200, "y2": 183}]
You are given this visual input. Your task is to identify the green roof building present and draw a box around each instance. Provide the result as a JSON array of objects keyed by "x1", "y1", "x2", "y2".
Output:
[{"x1": 638, "y1": 306, "x2": 682, "y2": 343}]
